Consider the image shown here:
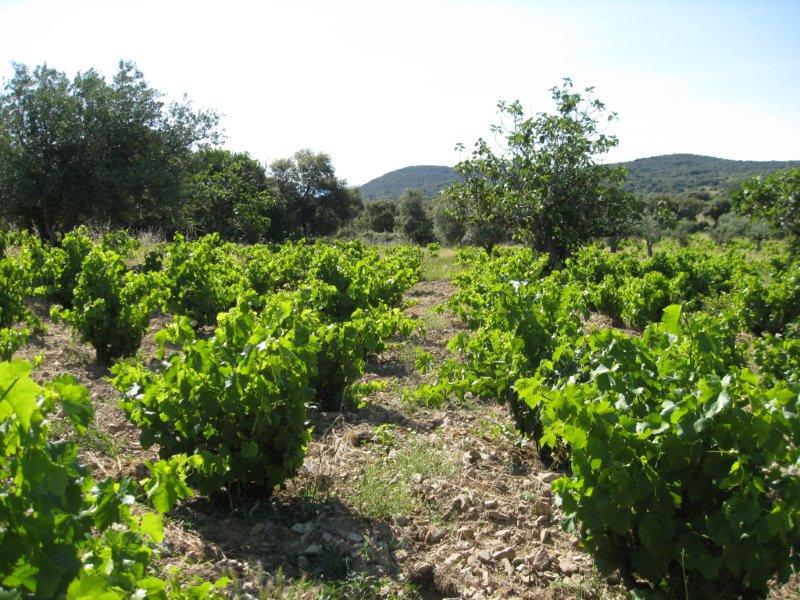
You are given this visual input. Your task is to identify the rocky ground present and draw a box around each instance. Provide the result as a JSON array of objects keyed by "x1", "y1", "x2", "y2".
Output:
[{"x1": 20, "y1": 280, "x2": 800, "y2": 599}]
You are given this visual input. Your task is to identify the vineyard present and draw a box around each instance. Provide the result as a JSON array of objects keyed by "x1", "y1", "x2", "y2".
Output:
[{"x1": 1, "y1": 229, "x2": 799, "y2": 599}]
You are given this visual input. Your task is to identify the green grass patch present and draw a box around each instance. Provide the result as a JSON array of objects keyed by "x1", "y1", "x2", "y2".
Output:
[
  {"x1": 422, "y1": 248, "x2": 462, "y2": 281},
  {"x1": 352, "y1": 436, "x2": 454, "y2": 519}
]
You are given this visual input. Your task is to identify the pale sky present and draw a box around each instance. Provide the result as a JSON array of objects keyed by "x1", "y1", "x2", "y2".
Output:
[{"x1": 1, "y1": 0, "x2": 798, "y2": 185}]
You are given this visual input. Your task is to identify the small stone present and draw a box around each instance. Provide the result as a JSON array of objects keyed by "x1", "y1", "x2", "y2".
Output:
[
  {"x1": 531, "y1": 547, "x2": 550, "y2": 572},
  {"x1": 304, "y1": 543, "x2": 321, "y2": 556},
  {"x1": 501, "y1": 558, "x2": 514, "y2": 576},
  {"x1": 408, "y1": 561, "x2": 434, "y2": 581},
  {"x1": 536, "y1": 515, "x2": 550, "y2": 526},
  {"x1": 322, "y1": 532, "x2": 333, "y2": 543},
  {"x1": 297, "y1": 555, "x2": 309, "y2": 570},
  {"x1": 347, "y1": 532, "x2": 364, "y2": 544},
  {"x1": 395, "y1": 515, "x2": 410, "y2": 527},
  {"x1": 558, "y1": 558, "x2": 579, "y2": 575},
  {"x1": 412, "y1": 473, "x2": 424, "y2": 484},
  {"x1": 496, "y1": 529, "x2": 513, "y2": 541},
  {"x1": 450, "y1": 495, "x2": 468, "y2": 513},
  {"x1": 291, "y1": 523, "x2": 306, "y2": 534},
  {"x1": 477, "y1": 550, "x2": 493, "y2": 563},
  {"x1": 492, "y1": 547, "x2": 515, "y2": 561},
  {"x1": 444, "y1": 552, "x2": 462, "y2": 566},
  {"x1": 532, "y1": 500, "x2": 552, "y2": 516},
  {"x1": 512, "y1": 557, "x2": 525, "y2": 566},
  {"x1": 483, "y1": 499, "x2": 498, "y2": 509},
  {"x1": 486, "y1": 510, "x2": 512, "y2": 522},
  {"x1": 539, "y1": 472, "x2": 560, "y2": 484},
  {"x1": 457, "y1": 527, "x2": 475, "y2": 541},
  {"x1": 464, "y1": 449, "x2": 481, "y2": 463},
  {"x1": 249, "y1": 522, "x2": 267, "y2": 536},
  {"x1": 426, "y1": 527, "x2": 447, "y2": 544},
  {"x1": 540, "y1": 529, "x2": 552, "y2": 543},
  {"x1": 349, "y1": 429, "x2": 372, "y2": 446}
]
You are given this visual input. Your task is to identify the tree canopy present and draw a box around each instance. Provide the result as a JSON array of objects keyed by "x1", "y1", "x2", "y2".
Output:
[
  {"x1": 269, "y1": 150, "x2": 362, "y2": 239},
  {"x1": 447, "y1": 79, "x2": 631, "y2": 262},
  {"x1": 186, "y1": 148, "x2": 276, "y2": 243},
  {"x1": 733, "y1": 168, "x2": 799, "y2": 251},
  {"x1": 0, "y1": 61, "x2": 219, "y2": 242}
]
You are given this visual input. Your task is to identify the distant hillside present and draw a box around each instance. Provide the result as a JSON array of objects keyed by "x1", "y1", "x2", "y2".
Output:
[
  {"x1": 620, "y1": 154, "x2": 800, "y2": 194},
  {"x1": 359, "y1": 165, "x2": 462, "y2": 200},
  {"x1": 360, "y1": 155, "x2": 800, "y2": 199}
]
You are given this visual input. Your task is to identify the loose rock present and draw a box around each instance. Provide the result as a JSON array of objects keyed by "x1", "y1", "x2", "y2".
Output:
[
  {"x1": 492, "y1": 547, "x2": 515, "y2": 561},
  {"x1": 531, "y1": 548, "x2": 551, "y2": 572}
]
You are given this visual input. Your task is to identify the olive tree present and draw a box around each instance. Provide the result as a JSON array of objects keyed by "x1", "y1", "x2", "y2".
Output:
[{"x1": 0, "y1": 61, "x2": 219, "y2": 242}]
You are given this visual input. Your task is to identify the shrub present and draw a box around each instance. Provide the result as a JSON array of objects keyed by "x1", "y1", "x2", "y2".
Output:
[
  {"x1": 52, "y1": 247, "x2": 159, "y2": 363},
  {"x1": 313, "y1": 306, "x2": 414, "y2": 411},
  {"x1": 113, "y1": 295, "x2": 317, "y2": 497},
  {"x1": 37, "y1": 226, "x2": 94, "y2": 306},
  {"x1": 0, "y1": 255, "x2": 34, "y2": 329},
  {"x1": 752, "y1": 323, "x2": 800, "y2": 382},
  {"x1": 0, "y1": 327, "x2": 28, "y2": 360},
  {"x1": 737, "y1": 262, "x2": 800, "y2": 334},
  {"x1": 517, "y1": 307, "x2": 800, "y2": 598},
  {"x1": 619, "y1": 271, "x2": 672, "y2": 328},
  {"x1": 0, "y1": 360, "x2": 219, "y2": 598},
  {"x1": 162, "y1": 234, "x2": 245, "y2": 326}
]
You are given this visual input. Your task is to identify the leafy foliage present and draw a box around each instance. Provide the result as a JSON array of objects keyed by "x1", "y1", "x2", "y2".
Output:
[
  {"x1": 0, "y1": 62, "x2": 219, "y2": 242},
  {"x1": 113, "y1": 296, "x2": 318, "y2": 497},
  {"x1": 0, "y1": 360, "x2": 222, "y2": 598},
  {"x1": 186, "y1": 148, "x2": 276, "y2": 243},
  {"x1": 396, "y1": 189, "x2": 435, "y2": 244},
  {"x1": 51, "y1": 246, "x2": 160, "y2": 363},
  {"x1": 733, "y1": 168, "x2": 800, "y2": 250},
  {"x1": 517, "y1": 307, "x2": 800, "y2": 597},
  {"x1": 162, "y1": 234, "x2": 245, "y2": 326},
  {"x1": 447, "y1": 79, "x2": 630, "y2": 263}
]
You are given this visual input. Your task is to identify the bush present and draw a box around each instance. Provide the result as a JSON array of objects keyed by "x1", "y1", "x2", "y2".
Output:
[
  {"x1": 0, "y1": 254, "x2": 34, "y2": 329},
  {"x1": 0, "y1": 326, "x2": 28, "y2": 361},
  {"x1": 52, "y1": 246, "x2": 159, "y2": 363},
  {"x1": 0, "y1": 360, "x2": 219, "y2": 598},
  {"x1": 752, "y1": 323, "x2": 800, "y2": 382},
  {"x1": 397, "y1": 190, "x2": 435, "y2": 244},
  {"x1": 162, "y1": 234, "x2": 245, "y2": 326},
  {"x1": 313, "y1": 306, "x2": 413, "y2": 410},
  {"x1": 737, "y1": 262, "x2": 800, "y2": 334},
  {"x1": 517, "y1": 307, "x2": 800, "y2": 598},
  {"x1": 37, "y1": 226, "x2": 94, "y2": 306},
  {"x1": 619, "y1": 271, "x2": 672, "y2": 328},
  {"x1": 113, "y1": 295, "x2": 317, "y2": 497}
]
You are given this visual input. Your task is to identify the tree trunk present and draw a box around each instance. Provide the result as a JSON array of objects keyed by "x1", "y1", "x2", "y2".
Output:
[{"x1": 646, "y1": 238, "x2": 653, "y2": 257}]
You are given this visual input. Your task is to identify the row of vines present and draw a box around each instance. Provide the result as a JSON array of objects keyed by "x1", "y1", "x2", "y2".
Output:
[
  {"x1": 0, "y1": 227, "x2": 423, "y2": 598},
  {"x1": 414, "y1": 238, "x2": 799, "y2": 598}
]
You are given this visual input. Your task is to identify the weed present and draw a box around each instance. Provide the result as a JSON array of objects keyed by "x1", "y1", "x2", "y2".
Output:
[{"x1": 352, "y1": 436, "x2": 454, "y2": 519}]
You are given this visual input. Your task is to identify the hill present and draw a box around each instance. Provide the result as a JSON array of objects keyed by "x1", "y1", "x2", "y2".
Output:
[
  {"x1": 359, "y1": 154, "x2": 800, "y2": 199},
  {"x1": 359, "y1": 165, "x2": 462, "y2": 200},
  {"x1": 620, "y1": 154, "x2": 800, "y2": 194}
]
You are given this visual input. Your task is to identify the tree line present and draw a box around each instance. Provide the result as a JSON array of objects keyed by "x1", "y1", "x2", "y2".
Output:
[
  {"x1": 1, "y1": 63, "x2": 797, "y2": 257},
  {"x1": 0, "y1": 61, "x2": 361, "y2": 244}
]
